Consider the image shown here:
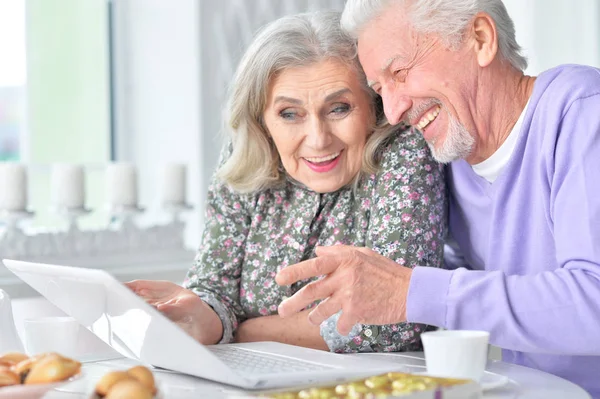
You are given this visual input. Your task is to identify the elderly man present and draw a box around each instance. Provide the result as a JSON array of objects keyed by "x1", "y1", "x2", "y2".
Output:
[{"x1": 276, "y1": 0, "x2": 600, "y2": 396}]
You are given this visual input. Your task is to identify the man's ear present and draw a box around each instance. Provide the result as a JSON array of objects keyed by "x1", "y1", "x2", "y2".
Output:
[{"x1": 470, "y1": 12, "x2": 498, "y2": 67}]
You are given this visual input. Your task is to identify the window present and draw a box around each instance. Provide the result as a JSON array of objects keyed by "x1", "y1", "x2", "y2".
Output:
[
  {"x1": 0, "y1": 0, "x2": 26, "y2": 161},
  {"x1": 0, "y1": 0, "x2": 112, "y2": 229}
]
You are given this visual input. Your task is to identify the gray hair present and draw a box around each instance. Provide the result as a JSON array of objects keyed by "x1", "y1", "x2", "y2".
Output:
[
  {"x1": 217, "y1": 11, "x2": 398, "y2": 193},
  {"x1": 341, "y1": 0, "x2": 527, "y2": 71}
]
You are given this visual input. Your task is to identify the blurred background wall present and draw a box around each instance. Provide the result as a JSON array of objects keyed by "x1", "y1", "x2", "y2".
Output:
[{"x1": 0, "y1": 0, "x2": 598, "y2": 255}]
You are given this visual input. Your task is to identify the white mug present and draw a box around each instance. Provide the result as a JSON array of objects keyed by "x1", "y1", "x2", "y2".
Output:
[
  {"x1": 23, "y1": 316, "x2": 80, "y2": 357},
  {"x1": 0, "y1": 289, "x2": 25, "y2": 353},
  {"x1": 421, "y1": 330, "x2": 490, "y2": 381}
]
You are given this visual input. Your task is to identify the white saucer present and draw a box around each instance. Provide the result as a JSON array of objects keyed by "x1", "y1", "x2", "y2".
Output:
[
  {"x1": 402, "y1": 365, "x2": 510, "y2": 391},
  {"x1": 477, "y1": 371, "x2": 510, "y2": 391}
]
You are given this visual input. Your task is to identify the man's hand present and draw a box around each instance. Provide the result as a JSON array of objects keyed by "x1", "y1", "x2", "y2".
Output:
[
  {"x1": 125, "y1": 280, "x2": 223, "y2": 344},
  {"x1": 275, "y1": 245, "x2": 412, "y2": 335}
]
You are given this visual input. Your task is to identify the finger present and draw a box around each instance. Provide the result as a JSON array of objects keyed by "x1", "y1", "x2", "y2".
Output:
[
  {"x1": 278, "y1": 278, "x2": 333, "y2": 318},
  {"x1": 336, "y1": 311, "x2": 359, "y2": 336},
  {"x1": 124, "y1": 280, "x2": 148, "y2": 292},
  {"x1": 317, "y1": 245, "x2": 376, "y2": 259},
  {"x1": 314, "y1": 244, "x2": 354, "y2": 256},
  {"x1": 276, "y1": 256, "x2": 340, "y2": 286},
  {"x1": 307, "y1": 296, "x2": 342, "y2": 325}
]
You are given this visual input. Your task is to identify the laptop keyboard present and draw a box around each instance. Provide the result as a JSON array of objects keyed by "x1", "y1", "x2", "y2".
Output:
[{"x1": 209, "y1": 346, "x2": 334, "y2": 375}]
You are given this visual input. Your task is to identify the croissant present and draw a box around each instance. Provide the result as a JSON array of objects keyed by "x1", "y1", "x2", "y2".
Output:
[
  {"x1": 0, "y1": 352, "x2": 29, "y2": 366},
  {"x1": 127, "y1": 366, "x2": 157, "y2": 394},
  {"x1": 0, "y1": 368, "x2": 20, "y2": 387},
  {"x1": 24, "y1": 353, "x2": 81, "y2": 384},
  {"x1": 0, "y1": 361, "x2": 13, "y2": 369},
  {"x1": 104, "y1": 379, "x2": 153, "y2": 399},
  {"x1": 12, "y1": 352, "x2": 53, "y2": 377},
  {"x1": 95, "y1": 371, "x2": 132, "y2": 397}
]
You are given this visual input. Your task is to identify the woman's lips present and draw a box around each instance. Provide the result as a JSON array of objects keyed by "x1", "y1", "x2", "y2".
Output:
[{"x1": 303, "y1": 151, "x2": 342, "y2": 173}]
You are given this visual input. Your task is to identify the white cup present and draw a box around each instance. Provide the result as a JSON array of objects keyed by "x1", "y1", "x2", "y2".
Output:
[
  {"x1": 23, "y1": 316, "x2": 80, "y2": 357},
  {"x1": 421, "y1": 330, "x2": 490, "y2": 381}
]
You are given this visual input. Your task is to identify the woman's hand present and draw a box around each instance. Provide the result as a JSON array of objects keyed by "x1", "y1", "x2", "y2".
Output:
[{"x1": 125, "y1": 280, "x2": 223, "y2": 344}]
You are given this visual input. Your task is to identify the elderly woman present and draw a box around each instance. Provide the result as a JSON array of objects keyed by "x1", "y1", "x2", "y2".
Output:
[{"x1": 127, "y1": 11, "x2": 446, "y2": 353}]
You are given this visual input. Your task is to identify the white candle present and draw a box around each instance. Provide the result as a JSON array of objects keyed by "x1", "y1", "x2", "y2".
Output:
[
  {"x1": 51, "y1": 164, "x2": 85, "y2": 209},
  {"x1": 106, "y1": 163, "x2": 138, "y2": 207},
  {"x1": 0, "y1": 163, "x2": 28, "y2": 211},
  {"x1": 162, "y1": 163, "x2": 187, "y2": 205}
]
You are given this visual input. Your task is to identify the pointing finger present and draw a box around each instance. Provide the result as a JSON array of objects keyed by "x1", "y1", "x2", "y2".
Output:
[{"x1": 276, "y1": 255, "x2": 341, "y2": 286}]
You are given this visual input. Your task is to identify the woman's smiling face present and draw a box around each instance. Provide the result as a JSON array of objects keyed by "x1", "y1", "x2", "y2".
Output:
[{"x1": 262, "y1": 59, "x2": 374, "y2": 193}]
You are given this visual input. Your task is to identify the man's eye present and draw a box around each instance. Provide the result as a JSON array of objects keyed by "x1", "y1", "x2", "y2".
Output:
[{"x1": 394, "y1": 69, "x2": 408, "y2": 81}]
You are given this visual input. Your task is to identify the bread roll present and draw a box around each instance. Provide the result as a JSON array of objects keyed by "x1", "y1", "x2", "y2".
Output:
[
  {"x1": 12, "y1": 352, "x2": 54, "y2": 376},
  {"x1": 0, "y1": 368, "x2": 20, "y2": 387},
  {"x1": 104, "y1": 379, "x2": 153, "y2": 399},
  {"x1": 24, "y1": 353, "x2": 81, "y2": 384},
  {"x1": 95, "y1": 371, "x2": 132, "y2": 397},
  {"x1": 127, "y1": 366, "x2": 156, "y2": 394},
  {"x1": 0, "y1": 352, "x2": 29, "y2": 366}
]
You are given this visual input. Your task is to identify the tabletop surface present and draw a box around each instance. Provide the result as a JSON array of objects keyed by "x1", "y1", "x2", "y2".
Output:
[{"x1": 39, "y1": 351, "x2": 590, "y2": 399}]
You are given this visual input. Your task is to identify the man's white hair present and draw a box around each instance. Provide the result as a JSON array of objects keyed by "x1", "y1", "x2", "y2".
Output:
[{"x1": 341, "y1": 0, "x2": 527, "y2": 71}]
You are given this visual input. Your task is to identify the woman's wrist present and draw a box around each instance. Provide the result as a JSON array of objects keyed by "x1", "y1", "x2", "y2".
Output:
[{"x1": 192, "y1": 296, "x2": 224, "y2": 344}]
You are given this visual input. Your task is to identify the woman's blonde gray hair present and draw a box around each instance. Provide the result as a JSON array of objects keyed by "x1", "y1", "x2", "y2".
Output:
[
  {"x1": 217, "y1": 11, "x2": 398, "y2": 193},
  {"x1": 341, "y1": 0, "x2": 527, "y2": 71}
]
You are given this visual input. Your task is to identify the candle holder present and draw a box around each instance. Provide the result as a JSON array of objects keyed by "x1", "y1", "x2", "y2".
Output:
[
  {"x1": 0, "y1": 209, "x2": 35, "y2": 236},
  {"x1": 163, "y1": 202, "x2": 193, "y2": 223},
  {"x1": 107, "y1": 204, "x2": 145, "y2": 230},
  {"x1": 52, "y1": 206, "x2": 93, "y2": 232}
]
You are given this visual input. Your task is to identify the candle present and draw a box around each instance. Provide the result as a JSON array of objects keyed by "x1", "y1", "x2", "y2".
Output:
[
  {"x1": 0, "y1": 163, "x2": 28, "y2": 211},
  {"x1": 161, "y1": 163, "x2": 187, "y2": 205},
  {"x1": 106, "y1": 163, "x2": 138, "y2": 207},
  {"x1": 51, "y1": 164, "x2": 85, "y2": 209}
]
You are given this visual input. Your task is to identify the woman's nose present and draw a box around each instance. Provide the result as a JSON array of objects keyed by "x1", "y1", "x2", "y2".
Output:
[{"x1": 305, "y1": 119, "x2": 332, "y2": 149}]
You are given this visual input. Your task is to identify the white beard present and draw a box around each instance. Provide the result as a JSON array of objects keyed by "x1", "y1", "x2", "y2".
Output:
[{"x1": 426, "y1": 110, "x2": 475, "y2": 164}]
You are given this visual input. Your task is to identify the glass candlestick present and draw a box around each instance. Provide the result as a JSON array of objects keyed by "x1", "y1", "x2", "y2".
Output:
[
  {"x1": 108, "y1": 204, "x2": 145, "y2": 230},
  {"x1": 163, "y1": 202, "x2": 193, "y2": 223},
  {"x1": 0, "y1": 209, "x2": 35, "y2": 236},
  {"x1": 53, "y1": 206, "x2": 92, "y2": 232}
]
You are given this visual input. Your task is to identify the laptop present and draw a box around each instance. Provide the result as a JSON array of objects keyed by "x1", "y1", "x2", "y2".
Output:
[{"x1": 3, "y1": 259, "x2": 402, "y2": 390}]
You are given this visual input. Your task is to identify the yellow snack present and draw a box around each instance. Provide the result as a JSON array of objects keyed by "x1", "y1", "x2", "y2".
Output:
[
  {"x1": 104, "y1": 379, "x2": 153, "y2": 399},
  {"x1": 12, "y1": 352, "x2": 55, "y2": 377},
  {"x1": 24, "y1": 353, "x2": 81, "y2": 384},
  {"x1": 95, "y1": 371, "x2": 134, "y2": 397},
  {"x1": 264, "y1": 372, "x2": 474, "y2": 399},
  {"x1": 0, "y1": 368, "x2": 20, "y2": 387},
  {"x1": 127, "y1": 365, "x2": 157, "y2": 394},
  {"x1": 0, "y1": 352, "x2": 29, "y2": 366}
]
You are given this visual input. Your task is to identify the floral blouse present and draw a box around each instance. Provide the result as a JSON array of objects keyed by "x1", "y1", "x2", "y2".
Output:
[{"x1": 184, "y1": 127, "x2": 447, "y2": 353}]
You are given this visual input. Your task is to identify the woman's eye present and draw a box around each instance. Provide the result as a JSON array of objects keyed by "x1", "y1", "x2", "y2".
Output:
[
  {"x1": 279, "y1": 109, "x2": 297, "y2": 120},
  {"x1": 330, "y1": 103, "x2": 351, "y2": 116}
]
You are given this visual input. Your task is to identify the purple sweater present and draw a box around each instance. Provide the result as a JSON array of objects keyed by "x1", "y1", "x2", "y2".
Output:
[{"x1": 407, "y1": 65, "x2": 600, "y2": 397}]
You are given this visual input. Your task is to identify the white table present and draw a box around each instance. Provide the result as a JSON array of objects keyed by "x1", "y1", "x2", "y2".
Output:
[{"x1": 43, "y1": 352, "x2": 591, "y2": 399}]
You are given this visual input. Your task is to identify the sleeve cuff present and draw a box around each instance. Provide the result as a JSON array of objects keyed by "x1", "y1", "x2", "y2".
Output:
[
  {"x1": 319, "y1": 311, "x2": 363, "y2": 352},
  {"x1": 406, "y1": 266, "x2": 454, "y2": 327},
  {"x1": 195, "y1": 292, "x2": 235, "y2": 344}
]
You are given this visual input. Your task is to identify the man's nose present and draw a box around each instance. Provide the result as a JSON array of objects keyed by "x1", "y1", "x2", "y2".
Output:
[{"x1": 381, "y1": 84, "x2": 412, "y2": 125}]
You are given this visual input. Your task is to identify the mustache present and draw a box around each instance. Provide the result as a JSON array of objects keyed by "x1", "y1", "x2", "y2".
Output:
[{"x1": 405, "y1": 99, "x2": 442, "y2": 123}]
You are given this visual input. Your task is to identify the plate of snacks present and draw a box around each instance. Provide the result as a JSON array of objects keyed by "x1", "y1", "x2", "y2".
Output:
[
  {"x1": 90, "y1": 365, "x2": 163, "y2": 399},
  {"x1": 0, "y1": 351, "x2": 82, "y2": 399},
  {"x1": 259, "y1": 371, "x2": 482, "y2": 399}
]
